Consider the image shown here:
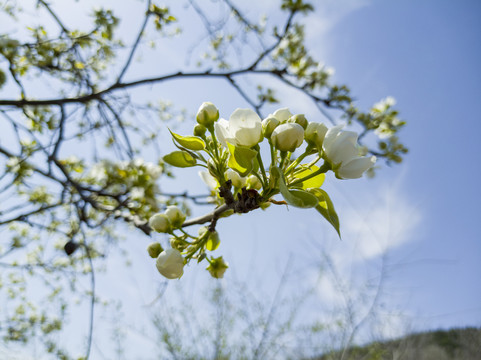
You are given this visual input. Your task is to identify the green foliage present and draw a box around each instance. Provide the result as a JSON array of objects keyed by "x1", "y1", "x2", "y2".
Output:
[
  {"x1": 169, "y1": 129, "x2": 206, "y2": 151},
  {"x1": 309, "y1": 188, "x2": 341, "y2": 237},
  {"x1": 272, "y1": 166, "x2": 318, "y2": 208},
  {"x1": 227, "y1": 143, "x2": 258, "y2": 177},
  {"x1": 163, "y1": 150, "x2": 197, "y2": 167}
]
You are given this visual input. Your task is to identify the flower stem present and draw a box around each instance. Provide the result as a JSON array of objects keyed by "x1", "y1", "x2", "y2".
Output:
[
  {"x1": 285, "y1": 146, "x2": 313, "y2": 175},
  {"x1": 255, "y1": 145, "x2": 268, "y2": 187}
]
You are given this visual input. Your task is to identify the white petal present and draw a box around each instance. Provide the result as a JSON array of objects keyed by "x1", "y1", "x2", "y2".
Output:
[
  {"x1": 338, "y1": 156, "x2": 376, "y2": 179},
  {"x1": 272, "y1": 107, "x2": 292, "y2": 122},
  {"x1": 199, "y1": 171, "x2": 218, "y2": 190},
  {"x1": 322, "y1": 124, "x2": 344, "y2": 154},
  {"x1": 229, "y1": 108, "x2": 262, "y2": 147},
  {"x1": 229, "y1": 108, "x2": 261, "y2": 132},
  {"x1": 328, "y1": 131, "x2": 358, "y2": 164},
  {"x1": 214, "y1": 118, "x2": 230, "y2": 147}
]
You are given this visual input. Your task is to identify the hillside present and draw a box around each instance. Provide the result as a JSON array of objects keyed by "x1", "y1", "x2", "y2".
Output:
[{"x1": 312, "y1": 327, "x2": 481, "y2": 360}]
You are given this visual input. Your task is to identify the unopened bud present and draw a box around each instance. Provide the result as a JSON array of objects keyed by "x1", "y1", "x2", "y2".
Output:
[
  {"x1": 271, "y1": 123, "x2": 305, "y2": 152},
  {"x1": 304, "y1": 122, "x2": 328, "y2": 149},
  {"x1": 193, "y1": 124, "x2": 207, "y2": 138},
  {"x1": 272, "y1": 108, "x2": 292, "y2": 123},
  {"x1": 206, "y1": 231, "x2": 220, "y2": 251},
  {"x1": 225, "y1": 168, "x2": 245, "y2": 188},
  {"x1": 149, "y1": 213, "x2": 172, "y2": 233},
  {"x1": 288, "y1": 114, "x2": 308, "y2": 129},
  {"x1": 164, "y1": 205, "x2": 186, "y2": 229},
  {"x1": 196, "y1": 102, "x2": 219, "y2": 128},
  {"x1": 246, "y1": 175, "x2": 262, "y2": 190},
  {"x1": 262, "y1": 116, "x2": 280, "y2": 138},
  {"x1": 147, "y1": 242, "x2": 163, "y2": 258}
]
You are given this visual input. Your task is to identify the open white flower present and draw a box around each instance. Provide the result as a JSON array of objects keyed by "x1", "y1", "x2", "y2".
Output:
[
  {"x1": 156, "y1": 249, "x2": 184, "y2": 279},
  {"x1": 323, "y1": 125, "x2": 376, "y2": 179},
  {"x1": 215, "y1": 108, "x2": 263, "y2": 148}
]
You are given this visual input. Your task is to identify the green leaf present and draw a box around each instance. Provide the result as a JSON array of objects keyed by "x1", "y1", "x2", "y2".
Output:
[
  {"x1": 272, "y1": 166, "x2": 318, "y2": 208},
  {"x1": 227, "y1": 142, "x2": 257, "y2": 177},
  {"x1": 163, "y1": 151, "x2": 197, "y2": 168},
  {"x1": 293, "y1": 165, "x2": 325, "y2": 190},
  {"x1": 169, "y1": 129, "x2": 205, "y2": 151},
  {"x1": 308, "y1": 188, "x2": 341, "y2": 238}
]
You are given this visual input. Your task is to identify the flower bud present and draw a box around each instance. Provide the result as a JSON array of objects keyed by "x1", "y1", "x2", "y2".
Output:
[
  {"x1": 147, "y1": 242, "x2": 163, "y2": 258},
  {"x1": 156, "y1": 248, "x2": 184, "y2": 279},
  {"x1": 193, "y1": 124, "x2": 207, "y2": 138},
  {"x1": 170, "y1": 238, "x2": 188, "y2": 251},
  {"x1": 198, "y1": 226, "x2": 209, "y2": 238},
  {"x1": 262, "y1": 116, "x2": 280, "y2": 138},
  {"x1": 272, "y1": 108, "x2": 292, "y2": 123},
  {"x1": 206, "y1": 231, "x2": 220, "y2": 251},
  {"x1": 149, "y1": 213, "x2": 172, "y2": 233},
  {"x1": 304, "y1": 122, "x2": 328, "y2": 149},
  {"x1": 206, "y1": 256, "x2": 229, "y2": 279},
  {"x1": 225, "y1": 168, "x2": 245, "y2": 188},
  {"x1": 164, "y1": 205, "x2": 186, "y2": 229},
  {"x1": 246, "y1": 174, "x2": 262, "y2": 190},
  {"x1": 288, "y1": 114, "x2": 308, "y2": 129},
  {"x1": 196, "y1": 102, "x2": 219, "y2": 128},
  {"x1": 271, "y1": 123, "x2": 305, "y2": 152}
]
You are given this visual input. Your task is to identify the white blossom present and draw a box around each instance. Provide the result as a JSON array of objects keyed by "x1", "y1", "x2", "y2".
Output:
[
  {"x1": 196, "y1": 102, "x2": 219, "y2": 127},
  {"x1": 305, "y1": 122, "x2": 328, "y2": 148},
  {"x1": 164, "y1": 205, "x2": 186, "y2": 229},
  {"x1": 156, "y1": 249, "x2": 184, "y2": 279},
  {"x1": 225, "y1": 169, "x2": 246, "y2": 188},
  {"x1": 199, "y1": 171, "x2": 218, "y2": 190},
  {"x1": 271, "y1": 107, "x2": 292, "y2": 123},
  {"x1": 271, "y1": 123, "x2": 304, "y2": 152},
  {"x1": 215, "y1": 108, "x2": 263, "y2": 148},
  {"x1": 323, "y1": 125, "x2": 376, "y2": 179},
  {"x1": 149, "y1": 213, "x2": 171, "y2": 233}
]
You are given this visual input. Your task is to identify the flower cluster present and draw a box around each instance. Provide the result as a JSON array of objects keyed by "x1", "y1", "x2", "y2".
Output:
[{"x1": 148, "y1": 102, "x2": 375, "y2": 280}]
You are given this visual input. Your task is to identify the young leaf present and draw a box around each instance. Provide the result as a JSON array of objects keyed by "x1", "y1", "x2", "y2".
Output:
[
  {"x1": 272, "y1": 166, "x2": 318, "y2": 208},
  {"x1": 169, "y1": 129, "x2": 205, "y2": 151},
  {"x1": 293, "y1": 165, "x2": 325, "y2": 189},
  {"x1": 308, "y1": 188, "x2": 341, "y2": 237},
  {"x1": 227, "y1": 142, "x2": 257, "y2": 177},
  {"x1": 163, "y1": 151, "x2": 197, "y2": 168}
]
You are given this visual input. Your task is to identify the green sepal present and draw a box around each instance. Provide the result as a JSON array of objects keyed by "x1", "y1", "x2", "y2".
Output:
[
  {"x1": 308, "y1": 188, "x2": 341, "y2": 238},
  {"x1": 163, "y1": 151, "x2": 197, "y2": 167},
  {"x1": 227, "y1": 142, "x2": 257, "y2": 177},
  {"x1": 293, "y1": 165, "x2": 325, "y2": 190},
  {"x1": 272, "y1": 166, "x2": 318, "y2": 208},
  {"x1": 169, "y1": 129, "x2": 205, "y2": 151}
]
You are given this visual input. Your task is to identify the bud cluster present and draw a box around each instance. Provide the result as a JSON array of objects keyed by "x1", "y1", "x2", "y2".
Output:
[{"x1": 150, "y1": 101, "x2": 377, "y2": 280}]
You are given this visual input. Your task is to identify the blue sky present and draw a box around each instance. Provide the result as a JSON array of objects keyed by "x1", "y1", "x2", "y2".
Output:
[
  {"x1": 123, "y1": 0, "x2": 481, "y2": 353},
  {"x1": 323, "y1": 0, "x2": 481, "y2": 329},
  {"x1": 1, "y1": 0, "x2": 480, "y2": 358}
]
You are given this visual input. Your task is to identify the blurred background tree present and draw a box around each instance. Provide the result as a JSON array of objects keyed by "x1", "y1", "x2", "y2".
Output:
[{"x1": 0, "y1": 0, "x2": 407, "y2": 358}]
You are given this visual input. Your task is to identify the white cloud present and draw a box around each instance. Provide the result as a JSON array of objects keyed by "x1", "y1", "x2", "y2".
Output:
[{"x1": 343, "y1": 185, "x2": 422, "y2": 260}]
